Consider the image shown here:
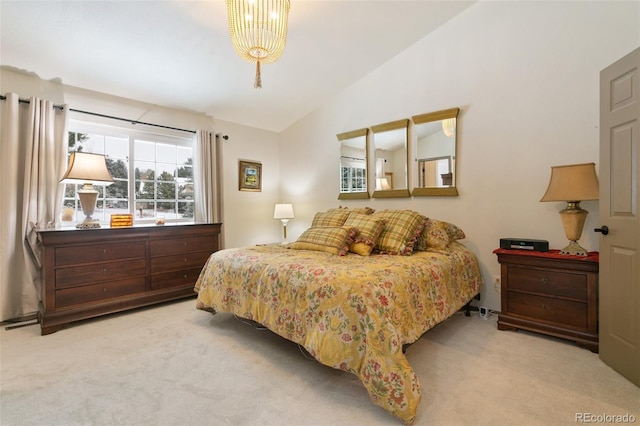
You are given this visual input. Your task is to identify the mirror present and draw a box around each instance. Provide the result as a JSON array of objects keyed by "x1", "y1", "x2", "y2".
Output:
[
  {"x1": 338, "y1": 128, "x2": 370, "y2": 200},
  {"x1": 371, "y1": 119, "x2": 410, "y2": 198},
  {"x1": 411, "y1": 108, "x2": 459, "y2": 196}
]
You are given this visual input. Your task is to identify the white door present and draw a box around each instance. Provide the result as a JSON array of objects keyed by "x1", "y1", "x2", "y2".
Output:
[{"x1": 599, "y1": 47, "x2": 640, "y2": 386}]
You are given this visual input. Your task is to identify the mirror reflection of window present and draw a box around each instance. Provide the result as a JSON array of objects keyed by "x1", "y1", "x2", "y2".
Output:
[
  {"x1": 412, "y1": 108, "x2": 459, "y2": 197},
  {"x1": 338, "y1": 128, "x2": 370, "y2": 200}
]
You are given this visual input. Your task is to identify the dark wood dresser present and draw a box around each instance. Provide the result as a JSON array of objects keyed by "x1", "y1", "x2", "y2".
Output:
[
  {"x1": 494, "y1": 249, "x2": 599, "y2": 352},
  {"x1": 37, "y1": 223, "x2": 221, "y2": 335}
]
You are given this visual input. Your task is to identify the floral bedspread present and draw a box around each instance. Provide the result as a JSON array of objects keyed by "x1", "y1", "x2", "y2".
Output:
[{"x1": 194, "y1": 242, "x2": 482, "y2": 424}]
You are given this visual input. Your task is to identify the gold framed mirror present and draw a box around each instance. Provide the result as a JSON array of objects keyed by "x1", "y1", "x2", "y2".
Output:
[
  {"x1": 371, "y1": 119, "x2": 410, "y2": 198},
  {"x1": 338, "y1": 128, "x2": 370, "y2": 200},
  {"x1": 411, "y1": 107, "x2": 459, "y2": 196}
]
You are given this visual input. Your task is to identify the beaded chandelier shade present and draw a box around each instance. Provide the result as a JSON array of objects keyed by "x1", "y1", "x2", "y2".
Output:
[
  {"x1": 227, "y1": 0, "x2": 290, "y2": 89},
  {"x1": 442, "y1": 118, "x2": 456, "y2": 137}
]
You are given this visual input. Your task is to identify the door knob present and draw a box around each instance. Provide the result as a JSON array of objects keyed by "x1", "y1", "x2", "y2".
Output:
[{"x1": 594, "y1": 225, "x2": 609, "y2": 235}]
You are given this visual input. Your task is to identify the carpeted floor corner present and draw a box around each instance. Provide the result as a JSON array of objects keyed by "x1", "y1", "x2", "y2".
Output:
[{"x1": 1, "y1": 299, "x2": 638, "y2": 425}]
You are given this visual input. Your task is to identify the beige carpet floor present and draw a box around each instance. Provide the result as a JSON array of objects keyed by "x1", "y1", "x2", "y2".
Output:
[{"x1": 1, "y1": 299, "x2": 638, "y2": 426}]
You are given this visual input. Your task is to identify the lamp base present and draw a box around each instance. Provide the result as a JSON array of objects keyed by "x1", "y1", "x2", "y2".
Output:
[
  {"x1": 559, "y1": 240, "x2": 589, "y2": 257},
  {"x1": 76, "y1": 219, "x2": 101, "y2": 229},
  {"x1": 77, "y1": 186, "x2": 100, "y2": 229}
]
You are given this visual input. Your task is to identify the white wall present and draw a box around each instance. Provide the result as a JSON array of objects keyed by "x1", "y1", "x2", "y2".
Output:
[
  {"x1": 279, "y1": 1, "x2": 640, "y2": 310},
  {"x1": 0, "y1": 68, "x2": 283, "y2": 249},
  {"x1": 210, "y1": 119, "x2": 282, "y2": 248}
]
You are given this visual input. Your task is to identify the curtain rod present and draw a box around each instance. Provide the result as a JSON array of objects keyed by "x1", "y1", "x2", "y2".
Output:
[{"x1": 0, "y1": 95, "x2": 196, "y2": 134}]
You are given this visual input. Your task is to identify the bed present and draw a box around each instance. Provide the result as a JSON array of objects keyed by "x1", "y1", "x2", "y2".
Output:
[{"x1": 194, "y1": 209, "x2": 483, "y2": 424}]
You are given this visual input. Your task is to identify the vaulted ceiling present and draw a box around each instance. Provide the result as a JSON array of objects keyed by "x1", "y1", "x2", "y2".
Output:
[{"x1": 1, "y1": 1, "x2": 475, "y2": 132}]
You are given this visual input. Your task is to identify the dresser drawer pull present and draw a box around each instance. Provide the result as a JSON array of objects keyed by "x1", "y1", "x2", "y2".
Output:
[
  {"x1": 184, "y1": 274, "x2": 188, "y2": 278},
  {"x1": 103, "y1": 288, "x2": 108, "y2": 293},
  {"x1": 541, "y1": 304, "x2": 547, "y2": 309},
  {"x1": 541, "y1": 277, "x2": 549, "y2": 284},
  {"x1": 184, "y1": 242, "x2": 188, "y2": 246}
]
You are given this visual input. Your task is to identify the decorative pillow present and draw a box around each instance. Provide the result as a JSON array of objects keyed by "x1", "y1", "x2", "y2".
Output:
[
  {"x1": 328, "y1": 206, "x2": 375, "y2": 215},
  {"x1": 371, "y1": 210, "x2": 427, "y2": 255},
  {"x1": 343, "y1": 213, "x2": 386, "y2": 256},
  {"x1": 414, "y1": 219, "x2": 451, "y2": 251},
  {"x1": 311, "y1": 210, "x2": 350, "y2": 228},
  {"x1": 442, "y1": 220, "x2": 466, "y2": 241},
  {"x1": 414, "y1": 218, "x2": 466, "y2": 252},
  {"x1": 290, "y1": 226, "x2": 355, "y2": 256}
]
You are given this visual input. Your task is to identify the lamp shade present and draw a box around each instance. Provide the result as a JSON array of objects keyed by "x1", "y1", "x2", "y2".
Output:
[
  {"x1": 273, "y1": 203, "x2": 294, "y2": 219},
  {"x1": 540, "y1": 163, "x2": 599, "y2": 202},
  {"x1": 375, "y1": 177, "x2": 391, "y2": 191},
  {"x1": 60, "y1": 152, "x2": 114, "y2": 186}
]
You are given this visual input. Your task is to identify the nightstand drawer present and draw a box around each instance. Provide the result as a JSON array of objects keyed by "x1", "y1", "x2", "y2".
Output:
[
  {"x1": 508, "y1": 292, "x2": 588, "y2": 329},
  {"x1": 55, "y1": 277, "x2": 146, "y2": 309},
  {"x1": 508, "y1": 266, "x2": 587, "y2": 300},
  {"x1": 55, "y1": 259, "x2": 147, "y2": 289},
  {"x1": 150, "y1": 251, "x2": 211, "y2": 274}
]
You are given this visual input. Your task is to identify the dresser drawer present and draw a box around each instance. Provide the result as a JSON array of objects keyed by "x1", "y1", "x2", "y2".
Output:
[
  {"x1": 150, "y1": 251, "x2": 211, "y2": 274},
  {"x1": 55, "y1": 259, "x2": 147, "y2": 289},
  {"x1": 55, "y1": 277, "x2": 146, "y2": 309},
  {"x1": 508, "y1": 291, "x2": 588, "y2": 329},
  {"x1": 55, "y1": 241, "x2": 146, "y2": 266},
  {"x1": 508, "y1": 266, "x2": 587, "y2": 300},
  {"x1": 151, "y1": 267, "x2": 203, "y2": 290},
  {"x1": 150, "y1": 236, "x2": 215, "y2": 257}
]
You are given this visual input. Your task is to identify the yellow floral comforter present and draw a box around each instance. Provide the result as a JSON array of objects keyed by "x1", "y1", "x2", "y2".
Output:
[{"x1": 194, "y1": 242, "x2": 482, "y2": 424}]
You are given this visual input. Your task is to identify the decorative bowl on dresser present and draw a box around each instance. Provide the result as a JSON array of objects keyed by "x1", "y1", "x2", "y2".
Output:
[
  {"x1": 37, "y1": 223, "x2": 222, "y2": 335},
  {"x1": 493, "y1": 248, "x2": 599, "y2": 353}
]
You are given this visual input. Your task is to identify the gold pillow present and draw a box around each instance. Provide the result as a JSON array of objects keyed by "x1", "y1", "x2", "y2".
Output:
[
  {"x1": 343, "y1": 213, "x2": 386, "y2": 256},
  {"x1": 290, "y1": 226, "x2": 356, "y2": 256},
  {"x1": 414, "y1": 218, "x2": 466, "y2": 252},
  {"x1": 371, "y1": 210, "x2": 427, "y2": 255}
]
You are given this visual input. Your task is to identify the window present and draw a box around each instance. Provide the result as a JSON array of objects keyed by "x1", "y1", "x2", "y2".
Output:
[
  {"x1": 340, "y1": 166, "x2": 367, "y2": 193},
  {"x1": 63, "y1": 123, "x2": 195, "y2": 224}
]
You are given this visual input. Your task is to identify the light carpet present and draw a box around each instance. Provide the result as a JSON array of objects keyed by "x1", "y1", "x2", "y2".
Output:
[{"x1": 1, "y1": 299, "x2": 638, "y2": 426}]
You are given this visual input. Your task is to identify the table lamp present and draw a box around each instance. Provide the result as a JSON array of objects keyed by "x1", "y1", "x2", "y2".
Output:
[
  {"x1": 60, "y1": 152, "x2": 114, "y2": 229},
  {"x1": 273, "y1": 203, "x2": 294, "y2": 242},
  {"x1": 540, "y1": 162, "x2": 599, "y2": 256}
]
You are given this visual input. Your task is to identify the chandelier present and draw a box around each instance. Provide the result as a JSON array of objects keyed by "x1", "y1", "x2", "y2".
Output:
[
  {"x1": 226, "y1": 0, "x2": 291, "y2": 89},
  {"x1": 442, "y1": 118, "x2": 456, "y2": 137}
]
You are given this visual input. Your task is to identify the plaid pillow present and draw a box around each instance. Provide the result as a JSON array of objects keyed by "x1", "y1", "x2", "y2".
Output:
[
  {"x1": 343, "y1": 213, "x2": 386, "y2": 256},
  {"x1": 290, "y1": 226, "x2": 356, "y2": 256},
  {"x1": 311, "y1": 210, "x2": 350, "y2": 228},
  {"x1": 371, "y1": 210, "x2": 427, "y2": 255}
]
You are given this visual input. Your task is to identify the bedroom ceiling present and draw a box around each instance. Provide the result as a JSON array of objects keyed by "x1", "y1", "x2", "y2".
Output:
[{"x1": 0, "y1": 1, "x2": 475, "y2": 132}]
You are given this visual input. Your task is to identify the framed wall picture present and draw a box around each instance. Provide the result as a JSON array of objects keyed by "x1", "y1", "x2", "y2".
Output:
[{"x1": 239, "y1": 160, "x2": 262, "y2": 192}]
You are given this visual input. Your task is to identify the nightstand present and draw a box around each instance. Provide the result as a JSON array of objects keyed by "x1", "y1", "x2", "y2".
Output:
[{"x1": 494, "y1": 249, "x2": 599, "y2": 353}]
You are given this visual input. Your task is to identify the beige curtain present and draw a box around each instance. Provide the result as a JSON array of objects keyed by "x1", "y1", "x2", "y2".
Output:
[
  {"x1": 194, "y1": 130, "x2": 223, "y2": 245},
  {"x1": 0, "y1": 94, "x2": 68, "y2": 321}
]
